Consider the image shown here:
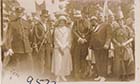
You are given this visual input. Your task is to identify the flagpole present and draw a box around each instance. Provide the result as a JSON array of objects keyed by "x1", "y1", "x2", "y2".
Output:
[{"x1": 103, "y1": 0, "x2": 109, "y2": 22}]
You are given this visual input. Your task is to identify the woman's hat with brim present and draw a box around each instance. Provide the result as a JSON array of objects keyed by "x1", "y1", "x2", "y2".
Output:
[
  {"x1": 58, "y1": 15, "x2": 67, "y2": 22},
  {"x1": 56, "y1": 15, "x2": 68, "y2": 26}
]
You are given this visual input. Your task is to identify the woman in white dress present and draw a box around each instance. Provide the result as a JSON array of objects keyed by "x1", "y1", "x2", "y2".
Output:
[{"x1": 51, "y1": 15, "x2": 72, "y2": 81}]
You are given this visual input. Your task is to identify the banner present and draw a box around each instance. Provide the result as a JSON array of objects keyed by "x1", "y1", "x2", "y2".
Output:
[
  {"x1": 35, "y1": 0, "x2": 46, "y2": 14},
  {"x1": 17, "y1": 0, "x2": 36, "y2": 13},
  {"x1": 35, "y1": 0, "x2": 45, "y2": 5}
]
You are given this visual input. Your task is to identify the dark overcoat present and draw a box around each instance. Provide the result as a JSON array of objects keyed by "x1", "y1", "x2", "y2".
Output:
[
  {"x1": 5, "y1": 18, "x2": 33, "y2": 72},
  {"x1": 33, "y1": 21, "x2": 53, "y2": 74},
  {"x1": 89, "y1": 22, "x2": 112, "y2": 76},
  {"x1": 6, "y1": 18, "x2": 32, "y2": 53},
  {"x1": 71, "y1": 18, "x2": 91, "y2": 77}
]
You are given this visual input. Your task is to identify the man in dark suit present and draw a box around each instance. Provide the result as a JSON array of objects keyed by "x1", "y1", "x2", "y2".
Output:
[
  {"x1": 32, "y1": 9, "x2": 53, "y2": 75},
  {"x1": 71, "y1": 10, "x2": 91, "y2": 79},
  {"x1": 5, "y1": 7, "x2": 33, "y2": 73},
  {"x1": 88, "y1": 16, "x2": 112, "y2": 81}
]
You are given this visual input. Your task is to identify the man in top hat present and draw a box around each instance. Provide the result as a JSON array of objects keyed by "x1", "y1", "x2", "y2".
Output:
[
  {"x1": 5, "y1": 6, "x2": 33, "y2": 73},
  {"x1": 32, "y1": 9, "x2": 53, "y2": 75}
]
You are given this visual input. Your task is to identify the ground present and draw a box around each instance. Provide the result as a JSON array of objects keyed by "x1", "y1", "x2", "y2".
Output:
[{"x1": 2, "y1": 68, "x2": 134, "y2": 84}]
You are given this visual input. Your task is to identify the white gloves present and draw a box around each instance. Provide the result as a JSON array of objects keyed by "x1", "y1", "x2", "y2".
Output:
[{"x1": 5, "y1": 49, "x2": 14, "y2": 56}]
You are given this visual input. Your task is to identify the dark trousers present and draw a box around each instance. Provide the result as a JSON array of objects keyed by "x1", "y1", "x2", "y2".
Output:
[
  {"x1": 72, "y1": 44, "x2": 88, "y2": 78},
  {"x1": 94, "y1": 49, "x2": 108, "y2": 76},
  {"x1": 33, "y1": 44, "x2": 52, "y2": 75}
]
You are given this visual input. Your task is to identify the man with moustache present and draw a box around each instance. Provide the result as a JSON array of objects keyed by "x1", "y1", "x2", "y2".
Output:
[
  {"x1": 5, "y1": 7, "x2": 33, "y2": 73},
  {"x1": 33, "y1": 9, "x2": 53, "y2": 75}
]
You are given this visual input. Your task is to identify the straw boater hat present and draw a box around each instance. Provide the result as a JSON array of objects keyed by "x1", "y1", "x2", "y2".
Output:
[{"x1": 73, "y1": 10, "x2": 82, "y2": 18}]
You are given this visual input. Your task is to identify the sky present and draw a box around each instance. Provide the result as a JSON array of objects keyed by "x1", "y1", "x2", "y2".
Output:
[{"x1": 17, "y1": 0, "x2": 68, "y2": 14}]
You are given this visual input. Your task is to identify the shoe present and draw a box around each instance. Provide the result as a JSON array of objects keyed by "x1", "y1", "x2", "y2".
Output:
[
  {"x1": 94, "y1": 76, "x2": 101, "y2": 81},
  {"x1": 56, "y1": 76, "x2": 60, "y2": 82},
  {"x1": 99, "y1": 77, "x2": 106, "y2": 82},
  {"x1": 61, "y1": 76, "x2": 67, "y2": 81}
]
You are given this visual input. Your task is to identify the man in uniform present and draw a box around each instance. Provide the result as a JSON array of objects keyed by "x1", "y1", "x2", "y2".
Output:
[
  {"x1": 5, "y1": 7, "x2": 33, "y2": 73},
  {"x1": 71, "y1": 10, "x2": 91, "y2": 80},
  {"x1": 33, "y1": 9, "x2": 53, "y2": 75}
]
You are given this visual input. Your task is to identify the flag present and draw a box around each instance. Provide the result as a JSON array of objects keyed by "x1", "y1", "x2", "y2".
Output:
[
  {"x1": 35, "y1": 0, "x2": 46, "y2": 14},
  {"x1": 103, "y1": 0, "x2": 109, "y2": 21},
  {"x1": 17, "y1": 0, "x2": 36, "y2": 13},
  {"x1": 103, "y1": 0, "x2": 113, "y2": 21}
]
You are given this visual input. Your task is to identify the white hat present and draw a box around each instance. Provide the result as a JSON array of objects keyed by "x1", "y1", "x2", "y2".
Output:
[
  {"x1": 58, "y1": 15, "x2": 67, "y2": 21},
  {"x1": 74, "y1": 10, "x2": 82, "y2": 17}
]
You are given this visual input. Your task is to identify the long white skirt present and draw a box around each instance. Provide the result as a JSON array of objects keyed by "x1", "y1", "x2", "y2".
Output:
[{"x1": 51, "y1": 47, "x2": 72, "y2": 76}]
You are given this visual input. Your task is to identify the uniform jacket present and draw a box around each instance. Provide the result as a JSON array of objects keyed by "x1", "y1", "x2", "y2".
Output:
[{"x1": 5, "y1": 18, "x2": 32, "y2": 53}]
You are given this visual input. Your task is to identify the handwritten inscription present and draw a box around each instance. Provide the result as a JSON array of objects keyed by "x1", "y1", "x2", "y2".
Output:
[
  {"x1": 9, "y1": 69, "x2": 20, "y2": 80},
  {"x1": 27, "y1": 76, "x2": 56, "y2": 84}
]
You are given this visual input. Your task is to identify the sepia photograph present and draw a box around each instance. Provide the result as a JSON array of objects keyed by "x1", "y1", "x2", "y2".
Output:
[{"x1": 0, "y1": 0, "x2": 140, "y2": 84}]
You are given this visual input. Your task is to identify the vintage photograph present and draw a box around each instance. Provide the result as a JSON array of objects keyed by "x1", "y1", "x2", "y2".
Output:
[{"x1": 0, "y1": 0, "x2": 138, "y2": 84}]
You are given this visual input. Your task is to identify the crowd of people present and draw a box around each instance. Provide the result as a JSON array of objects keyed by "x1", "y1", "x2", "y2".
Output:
[{"x1": 2, "y1": 0, "x2": 135, "y2": 82}]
